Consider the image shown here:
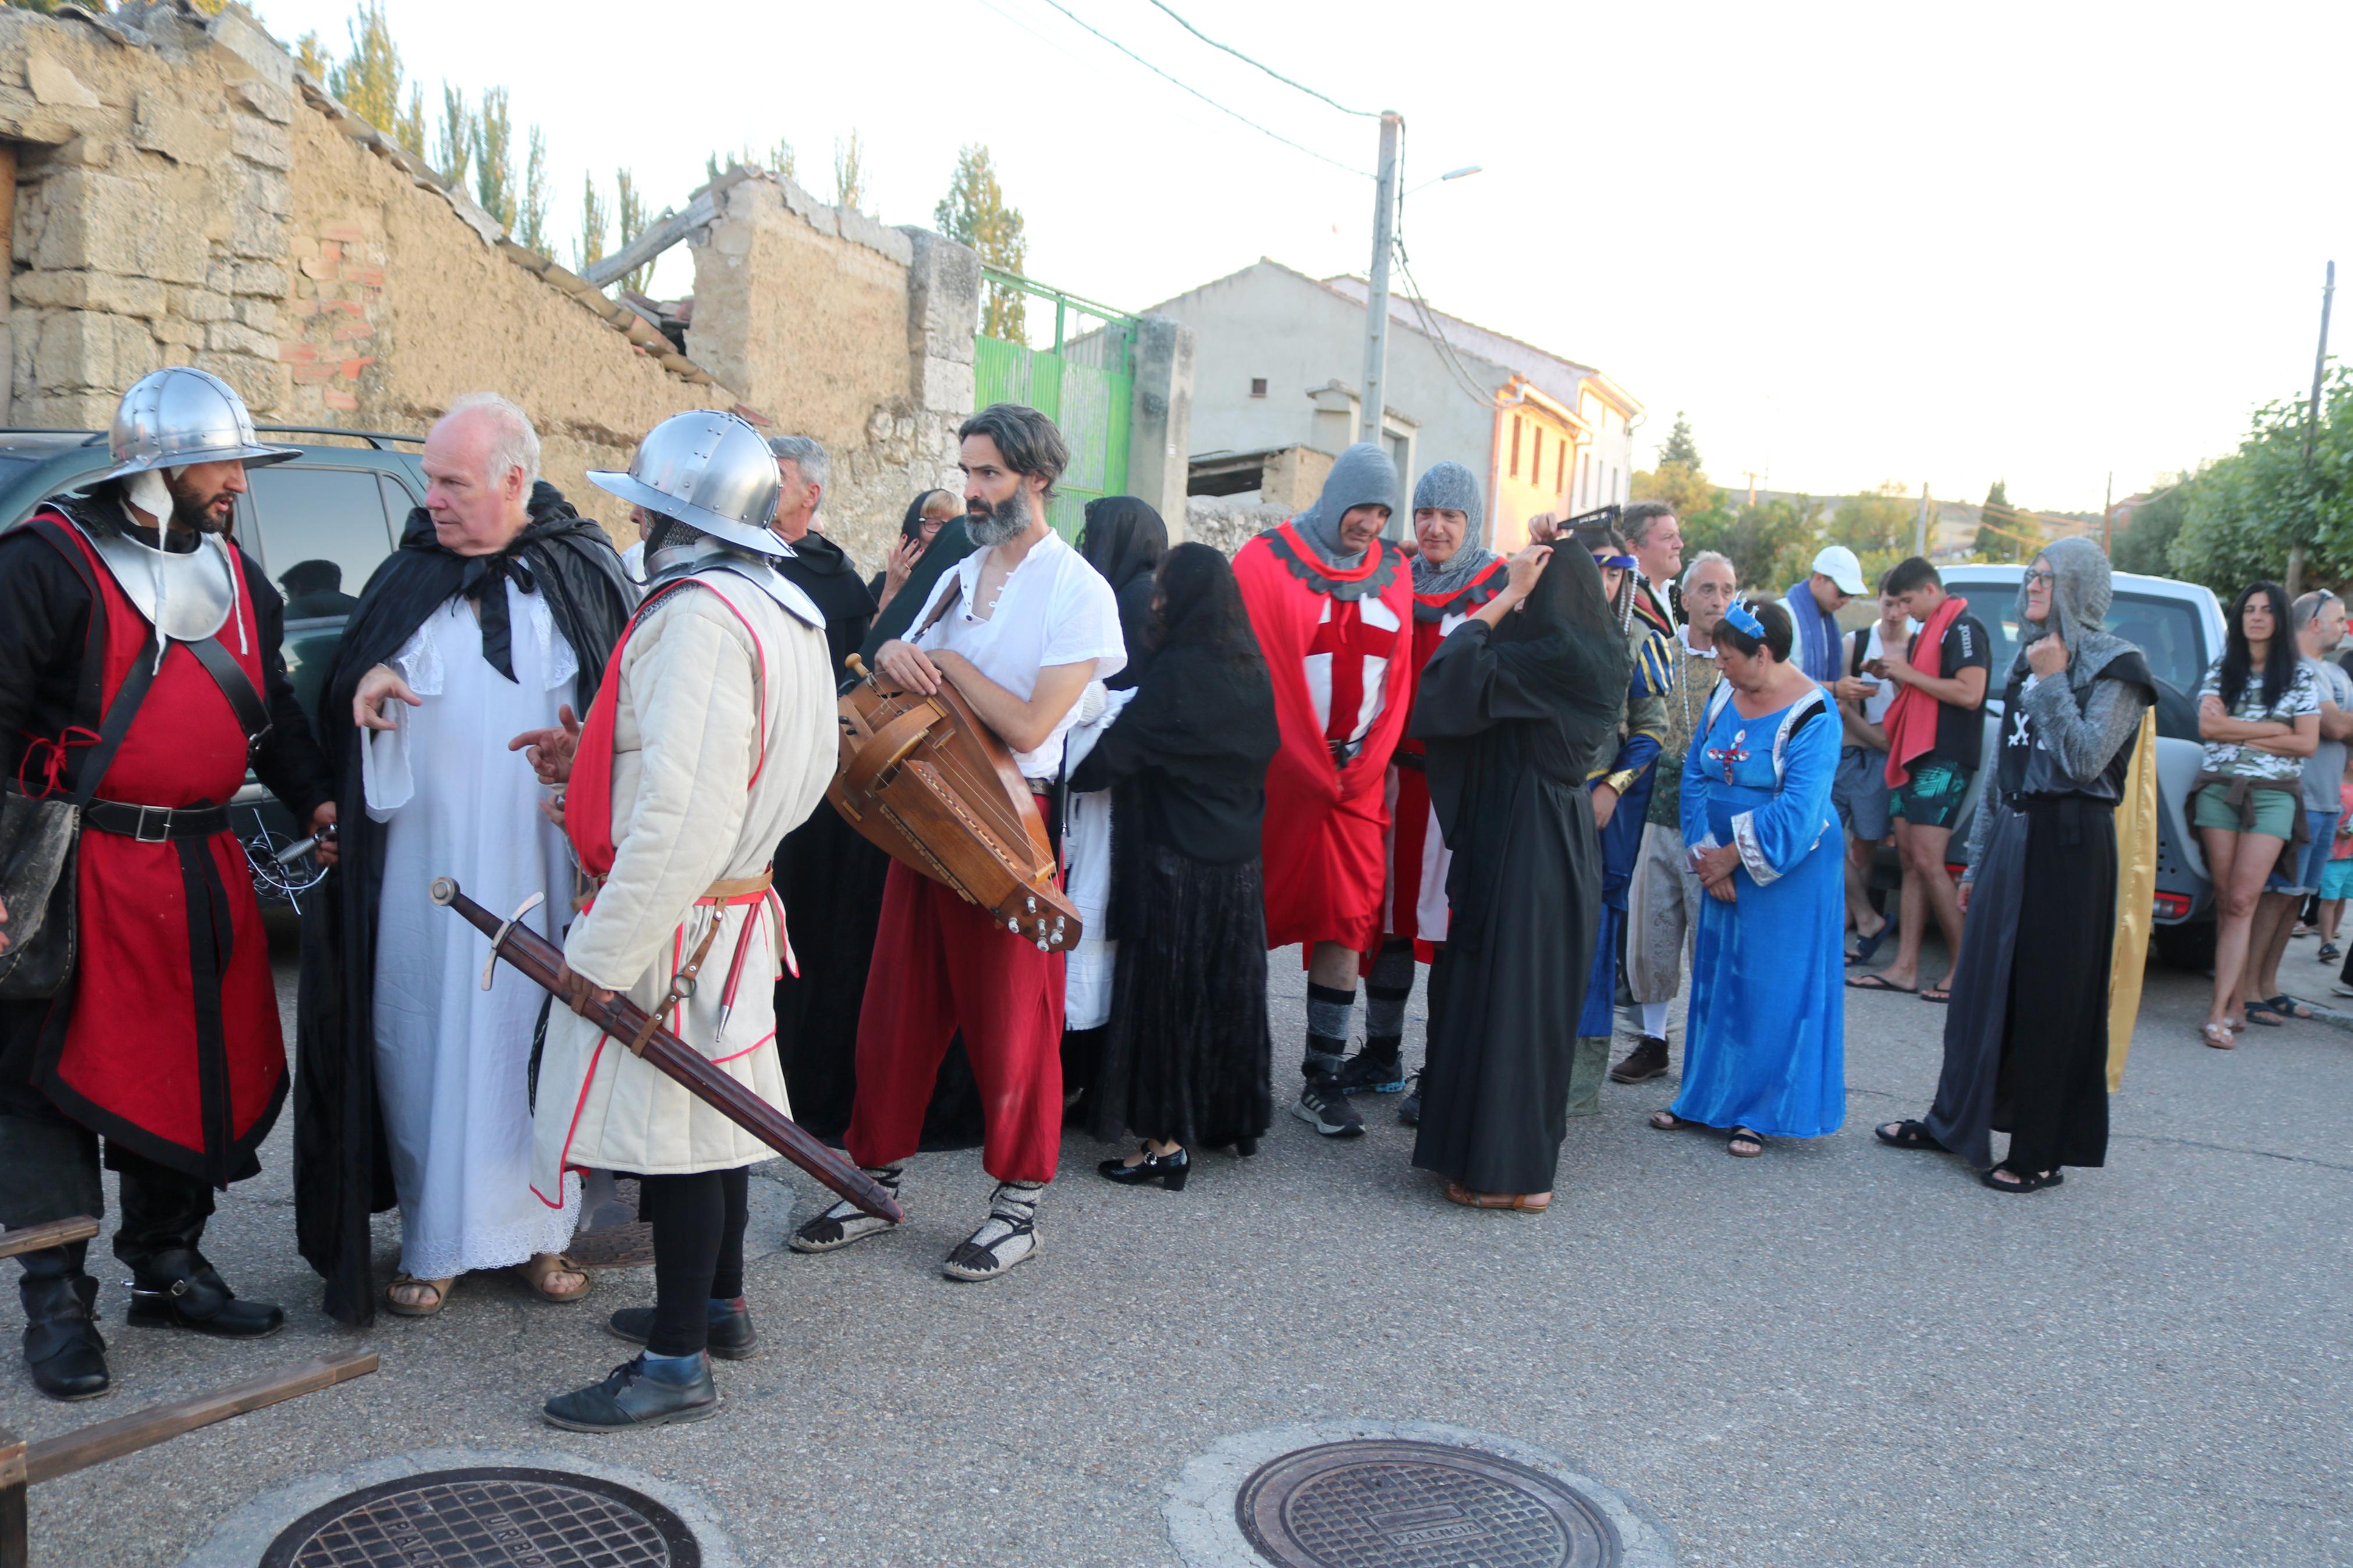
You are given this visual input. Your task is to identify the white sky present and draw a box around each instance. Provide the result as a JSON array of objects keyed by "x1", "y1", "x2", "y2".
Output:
[{"x1": 252, "y1": 0, "x2": 2351, "y2": 514}]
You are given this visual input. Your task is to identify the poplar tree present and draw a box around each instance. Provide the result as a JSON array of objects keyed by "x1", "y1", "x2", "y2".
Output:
[
  {"x1": 575, "y1": 173, "x2": 609, "y2": 275},
  {"x1": 833, "y1": 131, "x2": 868, "y2": 213},
  {"x1": 613, "y1": 171, "x2": 654, "y2": 295},
  {"x1": 935, "y1": 144, "x2": 1028, "y2": 341}
]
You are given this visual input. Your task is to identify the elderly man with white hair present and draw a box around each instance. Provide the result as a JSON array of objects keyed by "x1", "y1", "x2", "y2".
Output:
[{"x1": 294, "y1": 393, "x2": 636, "y2": 1327}]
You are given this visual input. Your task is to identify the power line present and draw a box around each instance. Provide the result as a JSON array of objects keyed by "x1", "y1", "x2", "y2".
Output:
[
  {"x1": 1029, "y1": 0, "x2": 1368, "y2": 177},
  {"x1": 1144, "y1": 0, "x2": 1378, "y2": 118}
]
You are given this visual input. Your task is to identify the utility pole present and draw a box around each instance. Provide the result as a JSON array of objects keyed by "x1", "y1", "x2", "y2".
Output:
[
  {"x1": 2102, "y1": 471, "x2": 2114, "y2": 554},
  {"x1": 2288, "y1": 259, "x2": 2336, "y2": 599},
  {"x1": 1358, "y1": 112, "x2": 1403, "y2": 456},
  {"x1": 1742, "y1": 471, "x2": 1759, "y2": 507},
  {"x1": 1914, "y1": 482, "x2": 1931, "y2": 557}
]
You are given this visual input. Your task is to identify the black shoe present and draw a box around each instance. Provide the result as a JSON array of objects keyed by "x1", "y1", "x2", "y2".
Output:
[
  {"x1": 22, "y1": 1267, "x2": 108, "y2": 1402},
  {"x1": 1291, "y1": 1076, "x2": 1365, "y2": 1138},
  {"x1": 1609, "y1": 1035, "x2": 1670, "y2": 1084},
  {"x1": 1097, "y1": 1144, "x2": 1190, "y2": 1190},
  {"x1": 122, "y1": 1248, "x2": 282, "y2": 1339},
  {"x1": 606, "y1": 1297, "x2": 759, "y2": 1361},
  {"x1": 1335, "y1": 1041, "x2": 1407, "y2": 1096},
  {"x1": 1398, "y1": 1072, "x2": 1422, "y2": 1127},
  {"x1": 542, "y1": 1354, "x2": 722, "y2": 1431}
]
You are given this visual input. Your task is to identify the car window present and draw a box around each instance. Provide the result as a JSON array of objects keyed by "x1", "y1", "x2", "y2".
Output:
[
  {"x1": 1954, "y1": 578, "x2": 2208, "y2": 697},
  {"x1": 244, "y1": 464, "x2": 395, "y2": 611}
]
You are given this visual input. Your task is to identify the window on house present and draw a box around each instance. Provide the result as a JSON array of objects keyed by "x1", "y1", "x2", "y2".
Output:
[
  {"x1": 1509, "y1": 417, "x2": 1522, "y2": 479},
  {"x1": 1530, "y1": 428, "x2": 1542, "y2": 485},
  {"x1": 1578, "y1": 451, "x2": 1590, "y2": 505},
  {"x1": 1250, "y1": 378, "x2": 1268, "y2": 397},
  {"x1": 1556, "y1": 444, "x2": 1566, "y2": 493}
]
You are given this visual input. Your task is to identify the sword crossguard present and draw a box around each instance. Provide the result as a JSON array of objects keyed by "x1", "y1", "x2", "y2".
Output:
[{"x1": 479, "y1": 891, "x2": 548, "y2": 992}]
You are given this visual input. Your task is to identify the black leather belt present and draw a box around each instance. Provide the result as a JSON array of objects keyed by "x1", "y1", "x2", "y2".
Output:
[{"x1": 83, "y1": 799, "x2": 231, "y2": 842}]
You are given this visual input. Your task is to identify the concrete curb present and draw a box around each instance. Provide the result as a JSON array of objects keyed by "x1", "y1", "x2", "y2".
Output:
[
  {"x1": 1162, "y1": 1419, "x2": 1677, "y2": 1567},
  {"x1": 176, "y1": 1443, "x2": 746, "y2": 1568}
]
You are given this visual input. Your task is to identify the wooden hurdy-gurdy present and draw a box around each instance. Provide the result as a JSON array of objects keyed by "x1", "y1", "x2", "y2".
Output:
[{"x1": 828, "y1": 655, "x2": 1080, "y2": 952}]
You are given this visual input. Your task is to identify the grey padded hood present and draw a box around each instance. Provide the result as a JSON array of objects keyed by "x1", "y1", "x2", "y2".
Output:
[
  {"x1": 2015, "y1": 535, "x2": 2137, "y2": 693},
  {"x1": 1408, "y1": 460, "x2": 1495, "y2": 598},
  {"x1": 1294, "y1": 442, "x2": 1398, "y2": 569}
]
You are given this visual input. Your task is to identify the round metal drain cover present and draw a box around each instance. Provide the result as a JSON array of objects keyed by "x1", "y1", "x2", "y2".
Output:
[
  {"x1": 1237, "y1": 1439, "x2": 1620, "y2": 1568},
  {"x1": 259, "y1": 1466, "x2": 700, "y2": 1567}
]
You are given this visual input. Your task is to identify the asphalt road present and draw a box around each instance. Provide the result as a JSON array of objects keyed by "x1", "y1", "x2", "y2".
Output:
[{"x1": 7, "y1": 930, "x2": 2350, "y2": 1567}]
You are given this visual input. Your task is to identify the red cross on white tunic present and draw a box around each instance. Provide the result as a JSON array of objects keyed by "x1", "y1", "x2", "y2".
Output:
[{"x1": 1307, "y1": 598, "x2": 1394, "y2": 757}]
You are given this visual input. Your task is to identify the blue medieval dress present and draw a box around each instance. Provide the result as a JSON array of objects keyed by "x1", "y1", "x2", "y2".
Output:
[{"x1": 1672, "y1": 684, "x2": 1847, "y2": 1138}]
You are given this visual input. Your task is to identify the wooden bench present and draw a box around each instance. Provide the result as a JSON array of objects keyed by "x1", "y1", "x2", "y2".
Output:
[{"x1": 0, "y1": 1218, "x2": 378, "y2": 1567}]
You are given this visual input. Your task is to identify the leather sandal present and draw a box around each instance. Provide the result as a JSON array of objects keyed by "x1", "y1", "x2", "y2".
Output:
[
  {"x1": 515, "y1": 1253, "x2": 591, "y2": 1303},
  {"x1": 384, "y1": 1274, "x2": 454, "y2": 1318},
  {"x1": 1443, "y1": 1183, "x2": 1550, "y2": 1213}
]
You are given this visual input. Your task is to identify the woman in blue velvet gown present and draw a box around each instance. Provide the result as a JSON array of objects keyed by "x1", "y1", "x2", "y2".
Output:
[{"x1": 1653, "y1": 598, "x2": 1847, "y2": 1157}]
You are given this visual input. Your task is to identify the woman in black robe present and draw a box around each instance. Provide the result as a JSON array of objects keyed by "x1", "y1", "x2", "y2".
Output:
[
  {"x1": 868, "y1": 489, "x2": 959, "y2": 614},
  {"x1": 1074, "y1": 544, "x2": 1280, "y2": 1188},
  {"x1": 294, "y1": 482, "x2": 634, "y2": 1326},
  {"x1": 1076, "y1": 496, "x2": 1167, "y2": 691},
  {"x1": 1410, "y1": 542, "x2": 1628, "y2": 1211}
]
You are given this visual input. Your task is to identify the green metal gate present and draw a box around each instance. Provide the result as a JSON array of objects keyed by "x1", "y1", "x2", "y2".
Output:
[{"x1": 973, "y1": 268, "x2": 1135, "y2": 541}]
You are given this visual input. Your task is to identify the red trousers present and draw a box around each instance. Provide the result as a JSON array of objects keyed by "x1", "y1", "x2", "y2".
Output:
[{"x1": 846, "y1": 863, "x2": 1066, "y2": 1183}]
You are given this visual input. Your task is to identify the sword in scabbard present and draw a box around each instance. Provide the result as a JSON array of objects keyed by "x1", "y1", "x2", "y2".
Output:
[{"x1": 429, "y1": 876, "x2": 904, "y2": 1225}]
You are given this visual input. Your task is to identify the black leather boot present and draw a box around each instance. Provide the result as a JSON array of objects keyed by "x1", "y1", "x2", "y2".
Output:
[
  {"x1": 20, "y1": 1247, "x2": 109, "y2": 1400},
  {"x1": 122, "y1": 1246, "x2": 283, "y2": 1339}
]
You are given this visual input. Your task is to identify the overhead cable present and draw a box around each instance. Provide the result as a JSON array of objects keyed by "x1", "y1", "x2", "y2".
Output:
[
  {"x1": 1030, "y1": 0, "x2": 1369, "y2": 177},
  {"x1": 1145, "y1": 0, "x2": 1379, "y2": 118}
]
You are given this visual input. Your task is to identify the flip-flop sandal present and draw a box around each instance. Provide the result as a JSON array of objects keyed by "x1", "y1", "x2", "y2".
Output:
[
  {"x1": 1726, "y1": 1128, "x2": 1768, "y2": 1158},
  {"x1": 1921, "y1": 987, "x2": 1951, "y2": 1004},
  {"x1": 1847, "y1": 924, "x2": 1894, "y2": 965},
  {"x1": 2264, "y1": 994, "x2": 2316, "y2": 1021},
  {"x1": 2201, "y1": 1022, "x2": 2236, "y2": 1050},
  {"x1": 384, "y1": 1273, "x2": 453, "y2": 1318},
  {"x1": 1648, "y1": 1110, "x2": 1696, "y2": 1132},
  {"x1": 1846, "y1": 973, "x2": 1918, "y2": 994},
  {"x1": 2242, "y1": 1001, "x2": 2286, "y2": 1027},
  {"x1": 1875, "y1": 1119, "x2": 1946, "y2": 1151}
]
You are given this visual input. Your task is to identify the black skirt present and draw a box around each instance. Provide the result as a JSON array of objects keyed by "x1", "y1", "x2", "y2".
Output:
[{"x1": 1089, "y1": 845, "x2": 1272, "y2": 1150}]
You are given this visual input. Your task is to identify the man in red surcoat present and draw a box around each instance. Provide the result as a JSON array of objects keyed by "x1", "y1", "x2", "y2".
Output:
[
  {"x1": 0, "y1": 368, "x2": 336, "y2": 1400},
  {"x1": 1233, "y1": 443, "x2": 1416, "y2": 1139}
]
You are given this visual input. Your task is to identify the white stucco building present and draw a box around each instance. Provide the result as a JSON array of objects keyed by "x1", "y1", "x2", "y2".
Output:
[{"x1": 1145, "y1": 259, "x2": 1642, "y2": 550}]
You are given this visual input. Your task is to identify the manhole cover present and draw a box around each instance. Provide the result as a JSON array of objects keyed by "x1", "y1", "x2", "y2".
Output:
[
  {"x1": 1237, "y1": 1440, "x2": 1620, "y2": 1568},
  {"x1": 259, "y1": 1466, "x2": 700, "y2": 1567}
]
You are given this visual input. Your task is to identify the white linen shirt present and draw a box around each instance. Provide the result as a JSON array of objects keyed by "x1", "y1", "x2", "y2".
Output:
[{"x1": 907, "y1": 529, "x2": 1127, "y2": 778}]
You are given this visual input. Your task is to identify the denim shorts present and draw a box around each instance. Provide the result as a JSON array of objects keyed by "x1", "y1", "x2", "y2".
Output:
[
  {"x1": 1889, "y1": 759, "x2": 1973, "y2": 830},
  {"x1": 2266, "y1": 809, "x2": 2341, "y2": 895},
  {"x1": 1833, "y1": 747, "x2": 1891, "y2": 841}
]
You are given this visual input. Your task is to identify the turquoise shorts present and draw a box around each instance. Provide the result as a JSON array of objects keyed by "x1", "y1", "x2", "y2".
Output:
[
  {"x1": 2319, "y1": 857, "x2": 2353, "y2": 902},
  {"x1": 1889, "y1": 759, "x2": 1973, "y2": 830}
]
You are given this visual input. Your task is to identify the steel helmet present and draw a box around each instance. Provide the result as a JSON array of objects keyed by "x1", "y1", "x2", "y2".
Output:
[
  {"x1": 585, "y1": 410, "x2": 792, "y2": 560},
  {"x1": 100, "y1": 366, "x2": 297, "y2": 481}
]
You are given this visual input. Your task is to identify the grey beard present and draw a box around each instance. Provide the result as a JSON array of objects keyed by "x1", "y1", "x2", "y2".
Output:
[{"x1": 966, "y1": 490, "x2": 1028, "y2": 547}]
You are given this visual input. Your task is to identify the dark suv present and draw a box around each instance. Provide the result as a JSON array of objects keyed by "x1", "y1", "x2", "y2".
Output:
[{"x1": 0, "y1": 425, "x2": 425, "y2": 898}]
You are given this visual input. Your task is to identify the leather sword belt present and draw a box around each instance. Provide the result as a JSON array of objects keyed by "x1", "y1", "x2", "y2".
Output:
[
  {"x1": 83, "y1": 799, "x2": 231, "y2": 841},
  {"x1": 621, "y1": 865, "x2": 779, "y2": 1059}
]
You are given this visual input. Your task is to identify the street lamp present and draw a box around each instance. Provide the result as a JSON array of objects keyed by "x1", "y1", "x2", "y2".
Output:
[{"x1": 1405, "y1": 165, "x2": 1483, "y2": 197}]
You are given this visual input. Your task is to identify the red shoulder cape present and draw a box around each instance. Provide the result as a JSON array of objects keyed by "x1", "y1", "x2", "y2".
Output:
[{"x1": 1233, "y1": 522, "x2": 1418, "y2": 952}]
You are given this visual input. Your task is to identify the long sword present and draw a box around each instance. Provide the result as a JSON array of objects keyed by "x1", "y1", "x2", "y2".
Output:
[{"x1": 430, "y1": 876, "x2": 904, "y2": 1224}]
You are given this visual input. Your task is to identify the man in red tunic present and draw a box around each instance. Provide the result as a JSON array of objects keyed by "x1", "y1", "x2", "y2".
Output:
[
  {"x1": 0, "y1": 368, "x2": 336, "y2": 1399},
  {"x1": 1344, "y1": 463, "x2": 1505, "y2": 1122},
  {"x1": 1233, "y1": 442, "x2": 1416, "y2": 1137}
]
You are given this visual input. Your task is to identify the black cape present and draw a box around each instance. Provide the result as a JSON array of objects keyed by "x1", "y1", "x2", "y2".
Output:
[
  {"x1": 293, "y1": 483, "x2": 633, "y2": 1326},
  {"x1": 858, "y1": 514, "x2": 975, "y2": 666},
  {"x1": 1409, "y1": 548, "x2": 1627, "y2": 1195},
  {"x1": 1077, "y1": 496, "x2": 1167, "y2": 691},
  {"x1": 777, "y1": 529, "x2": 876, "y2": 681}
]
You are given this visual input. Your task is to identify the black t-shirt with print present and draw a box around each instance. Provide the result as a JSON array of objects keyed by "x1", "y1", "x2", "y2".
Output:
[{"x1": 1917, "y1": 610, "x2": 1992, "y2": 770}]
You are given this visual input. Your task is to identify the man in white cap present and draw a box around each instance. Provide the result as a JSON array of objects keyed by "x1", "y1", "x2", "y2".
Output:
[
  {"x1": 0, "y1": 367, "x2": 338, "y2": 1399},
  {"x1": 1786, "y1": 545, "x2": 1869, "y2": 691}
]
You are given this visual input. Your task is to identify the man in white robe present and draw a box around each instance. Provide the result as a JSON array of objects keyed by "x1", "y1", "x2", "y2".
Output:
[{"x1": 525, "y1": 410, "x2": 834, "y2": 1431}]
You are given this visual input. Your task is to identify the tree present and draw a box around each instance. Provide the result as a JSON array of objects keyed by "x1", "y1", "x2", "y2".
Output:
[
  {"x1": 1630, "y1": 461, "x2": 1717, "y2": 525},
  {"x1": 471, "y1": 87, "x2": 514, "y2": 232},
  {"x1": 2110, "y1": 479, "x2": 2194, "y2": 577},
  {"x1": 514, "y1": 126, "x2": 550, "y2": 255},
  {"x1": 1658, "y1": 411, "x2": 1702, "y2": 470},
  {"x1": 2167, "y1": 365, "x2": 2353, "y2": 594},
  {"x1": 1686, "y1": 495, "x2": 1819, "y2": 595},
  {"x1": 433, "y1": 83, "x2": 472, "y2": 191},
  {"x1": 1972, "y1": 478, "x2": 2018, "y2": 561},
  {"x1": 613, "y1": 171, "x2": 654, "y2": 296},
  {"x1": 1829, "y1": 481, "x2": 1914, "y2": 559},
  {"x1": 311, "y1": 1, "x2": 425, "y2": 156},
  {"x1": 574, "y1": 172, "x2": 609, "y2": 275},
  {"x1": 296, "y1": 32, "x2": 330, "y2": 80},
  {"x1": 833, "y1": 130, "x2": 868, "y2": 213},
  {"x1": 935, "y1": 144, "x2": 1028, "y2": 341},
  {"x1": 706, "y1": 140, "x2": 796, "y2": 186}
]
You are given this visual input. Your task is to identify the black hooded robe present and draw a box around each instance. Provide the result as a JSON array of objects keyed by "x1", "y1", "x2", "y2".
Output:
[
  {"x1": 293, "y1": 484, "x2": 633, "y2": 1327},
  {"x1": 1410, "y1": 549, "x2": 1627, "y2": 1197},
  {"x1": 1077, "y1": 497, "x2": 1167, "y2": 692}
]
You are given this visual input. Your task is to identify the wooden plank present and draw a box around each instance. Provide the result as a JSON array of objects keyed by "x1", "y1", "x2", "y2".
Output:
[
  {"x1": 0, "y1": 1219, "x2": 97, "y2": 1262},
  {"x1": 24, "y1": 1350, "x2": 377, "y2": 1487}
]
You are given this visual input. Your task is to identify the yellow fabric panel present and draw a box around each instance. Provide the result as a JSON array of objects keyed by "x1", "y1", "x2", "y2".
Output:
[{"x1": 2107, "y1": 708, "x2": 2160, "y2": 1090}]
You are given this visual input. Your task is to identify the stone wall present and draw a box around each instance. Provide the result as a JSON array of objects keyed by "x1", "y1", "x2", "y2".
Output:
[{"x1": 0, "y1": 2, "x2": 981, "y2": 571}]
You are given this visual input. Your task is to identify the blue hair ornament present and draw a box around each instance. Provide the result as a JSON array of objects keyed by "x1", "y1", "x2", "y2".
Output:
[{"x1": 1722, "y1": 602, "x2": 1766, "y2": 639}]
